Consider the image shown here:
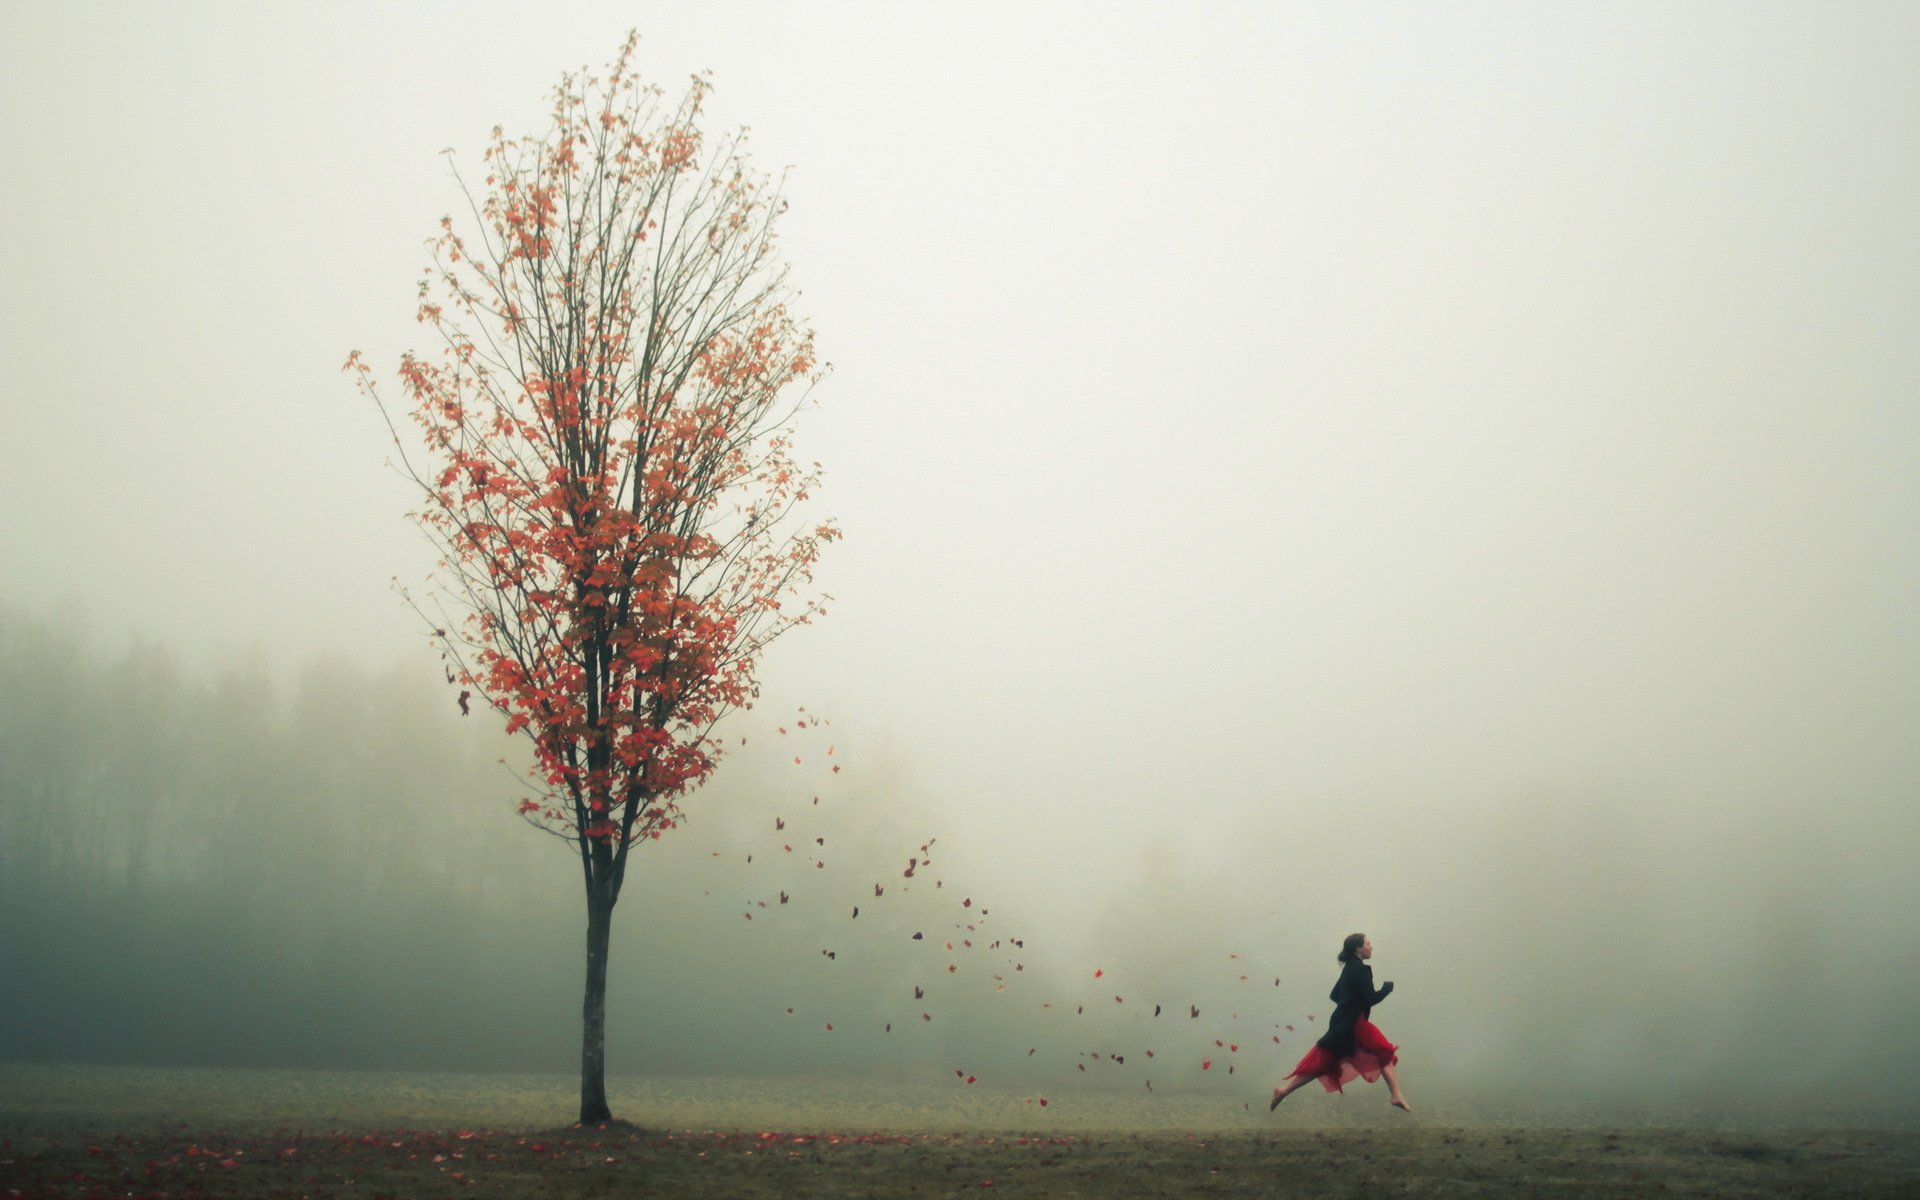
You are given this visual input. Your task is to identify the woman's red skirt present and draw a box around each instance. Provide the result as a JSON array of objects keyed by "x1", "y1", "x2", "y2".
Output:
[{"x1": 1285, "y1": 1019, "x2": 1399, "y2": 1093}]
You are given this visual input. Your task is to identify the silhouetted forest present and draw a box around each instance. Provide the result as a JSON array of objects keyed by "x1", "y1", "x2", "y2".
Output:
[
  {"x1": 0, "y1": 605, "x2": 582, "y2": 1069},
  {"x1": 4, "y1": 603, "x2": 1917, "y2": 1108},
  {"x1": 0, "y1": 604, "x2": 1043, "y2": 1081}
]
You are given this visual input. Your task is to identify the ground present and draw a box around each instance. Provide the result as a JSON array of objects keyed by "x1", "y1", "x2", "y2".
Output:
[
  {"x1": 6, "y1": 1123, "x2": 1920, "y2": 1198},
  {"x1": 2, "y1": 1065, "x2": 1915, "y2": 1198}
]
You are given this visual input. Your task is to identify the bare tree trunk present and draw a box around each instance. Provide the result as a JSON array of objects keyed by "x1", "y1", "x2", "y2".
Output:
[{"x1": 579, "y1": 885, "x2": 615, "y2": 1124}]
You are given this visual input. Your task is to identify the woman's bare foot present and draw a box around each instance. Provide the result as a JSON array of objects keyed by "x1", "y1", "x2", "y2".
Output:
[
  {"x1": 1390, "y1": 1095, "x2": 1412, "y2": 1112},
  {"x1": 1269, "y1": 1087, "x2": 1287, "y2": 1111}
]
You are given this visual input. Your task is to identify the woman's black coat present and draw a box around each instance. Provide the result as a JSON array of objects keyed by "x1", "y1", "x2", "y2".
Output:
[{"x1": 1315, "y1": 957, "x2": 1392, "y2": 1055}]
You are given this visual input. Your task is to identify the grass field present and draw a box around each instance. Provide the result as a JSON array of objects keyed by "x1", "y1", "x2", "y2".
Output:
[{"x1": 3, "y1": 1064, "x2": 1916, "y2": 1198}]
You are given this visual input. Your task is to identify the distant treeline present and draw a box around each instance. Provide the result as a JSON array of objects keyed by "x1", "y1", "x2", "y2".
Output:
[
  {"x1": 5, "y1": 603, "x2": 1918, "y2": 1107},
  {"x1": 0, "y1": 605, "x2": 590, "y2": 1070},
  {"x1": 0, "y1": 605, "x2": 1000, "y2": 1081}
]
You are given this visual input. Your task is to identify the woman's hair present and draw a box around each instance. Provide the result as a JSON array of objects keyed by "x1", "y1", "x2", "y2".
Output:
[{"x1": 1338, "y1": 932, "x2": 1366, "y2": 963}]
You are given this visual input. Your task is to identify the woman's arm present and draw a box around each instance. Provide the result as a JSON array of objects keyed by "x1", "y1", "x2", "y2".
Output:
[{"x1": 1363, "y1": 964, "x2": 1393, "y2": 1007}]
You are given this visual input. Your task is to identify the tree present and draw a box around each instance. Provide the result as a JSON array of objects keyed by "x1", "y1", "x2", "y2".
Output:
[{"x1": 346, "y1": 33, "x2": 836, "y2": 1123}]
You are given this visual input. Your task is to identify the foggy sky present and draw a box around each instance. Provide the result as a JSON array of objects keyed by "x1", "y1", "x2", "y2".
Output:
[{"x1": 3, "y1": 2, "x2": 1918, "y2": 1107}]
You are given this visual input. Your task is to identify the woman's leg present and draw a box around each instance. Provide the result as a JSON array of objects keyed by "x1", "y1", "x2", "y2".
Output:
[
  {"x1": 1381, "y1": 1062, "x2": 1411, "y2": 1110},
  {"x1": 1269, "y1": 1071, "x2": 1315, "y2": 1110}
]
